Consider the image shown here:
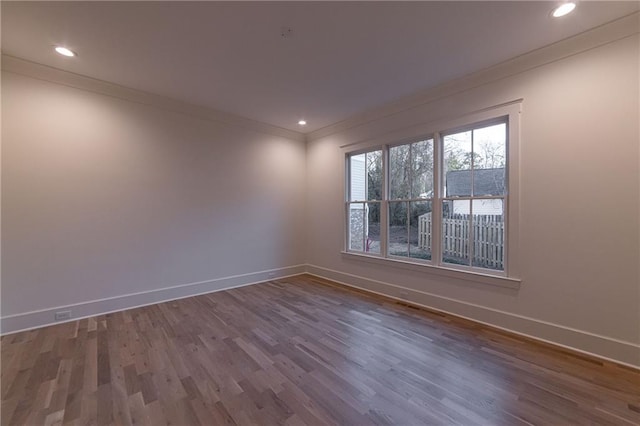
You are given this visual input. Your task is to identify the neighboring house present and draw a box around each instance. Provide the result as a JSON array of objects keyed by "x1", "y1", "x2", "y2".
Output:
[
  {"x1": 350, "y1": 155, "x2": 366, "y2": 201},
  {"x1": 445, "y1": 168, "x2": 505, "y2": 215}
]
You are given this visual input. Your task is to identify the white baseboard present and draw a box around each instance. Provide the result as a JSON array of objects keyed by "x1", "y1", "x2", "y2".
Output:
[
  {"x1": 3, "y1": 262, "x2": 638, "y2": 369},
  {"x1": 305, "y1": 264, "x2": 640, "y2": 369},
  {"x1": 0, "y1": 264, "x2": 306, "y2": 335}
]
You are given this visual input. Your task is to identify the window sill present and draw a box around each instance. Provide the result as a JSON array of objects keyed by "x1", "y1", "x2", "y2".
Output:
[{"x1": 340, "y1": 251, "x2": 521, "y2": 290}]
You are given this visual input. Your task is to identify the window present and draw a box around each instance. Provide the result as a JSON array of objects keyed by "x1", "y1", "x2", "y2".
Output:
[
  {"x1": 345, "y1": 109, "x2": 517, "y2": 278},
  {"x1": 442, "y1": 121, "x2": 506, "y2": 271},
  {"x1": 347, "y1": 150, "x2": 382, "y2": 254},
  {"x1": 388, "y1": 139, "x2": 434, "y2": 260}
]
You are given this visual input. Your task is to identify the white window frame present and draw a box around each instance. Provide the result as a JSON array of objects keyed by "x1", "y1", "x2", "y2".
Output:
[
  {"x1": 345, "y1": 148, "x2": 384, "y2": 255},
  {"x1": 343, "y1": 102, "x2": 521, "y2": 285},
  {"x1": 438, "y1": 115, "x2": 509, "y2": 274}
]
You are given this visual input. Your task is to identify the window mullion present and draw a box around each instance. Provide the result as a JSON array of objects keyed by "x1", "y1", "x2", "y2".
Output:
[
  {"x1": 469, "y1": 129, "x2": 475, "y2": 267},
  {"x1": 407, "y1": 143, "x2": 412, "y2": 256},
  {"x1": 362, "y1": 203, "x2": 366, "y2": 253},
  {"x1": 345, "y1": 156, "x2": 350, "y2": 251},
  {"x1": 432, "y1": 132, "x2": 443, "y2": 266},
  {"x1": 469, "y1": 198, "x2": 474, "y2": 267},
  {"x1": 345, "y1": 202, "x2": 349, "y2": 251},
  {"x1": 405, "y1": 200, "x2": 410, "y2": 256},
  {"x1": 381, "y1": 146, "x2": 389, "y2": 257}
]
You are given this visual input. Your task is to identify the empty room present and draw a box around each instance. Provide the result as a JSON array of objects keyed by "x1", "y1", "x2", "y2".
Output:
[{"x1": 1, "y1": 1, "x2": 639, "y2": 425}]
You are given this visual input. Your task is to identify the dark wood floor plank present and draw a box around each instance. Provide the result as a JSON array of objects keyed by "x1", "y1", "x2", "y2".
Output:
[{"x1": 2, "y1": 274, "x2": 639, "y2": 425}]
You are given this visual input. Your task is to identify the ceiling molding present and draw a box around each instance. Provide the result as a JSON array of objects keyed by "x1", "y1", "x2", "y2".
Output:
[
  {"x1": 307, "y1": 12, "x2": 639, "y2": 142},
  {"x1": 2, "y1": 11, "x2": 637, "y2": 145},
  {"x1": 1, "y1": 55, "x2": 306, "y2": 143}
]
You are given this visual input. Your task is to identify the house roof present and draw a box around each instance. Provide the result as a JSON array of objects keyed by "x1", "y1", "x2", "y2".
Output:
[{"x1": 446, "y1": 168, "x2": 505, "y2": 197}]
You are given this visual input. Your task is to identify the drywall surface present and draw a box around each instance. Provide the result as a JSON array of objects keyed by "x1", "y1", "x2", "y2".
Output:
[
  {"x1": 306, "y1": 34, "x2": 640, "y2": 365},
  {"x1": 1, "y1": 71, "x2": 306, "y2": 330}
]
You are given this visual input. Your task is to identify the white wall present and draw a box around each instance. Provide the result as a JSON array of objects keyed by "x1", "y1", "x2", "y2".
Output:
[
  {"x1": 306, "y1": 25, "x2": 640, "y2": 365},
  {"x1": 1, "y1": 71, "x2": 307, "y2": 332},
  {"x1": 1, "y1": 15, "x2": 638, "y2": 368}
]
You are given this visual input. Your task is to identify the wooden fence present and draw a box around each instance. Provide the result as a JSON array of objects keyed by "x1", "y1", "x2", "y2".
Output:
[{"x1": 418, "y1": 213, "x2": 504, "y2": 270}]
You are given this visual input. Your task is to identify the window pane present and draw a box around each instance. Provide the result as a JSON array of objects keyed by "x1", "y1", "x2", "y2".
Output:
[
  {"x1": 473, "y1": 123, "x2": 506, "y2": 196},
  {"x1": 366, "y1": 202, "x2": 381, "y2": 255},
  {"x1": 389, "y1": 145, "x2": 410, "y2": 200},
  {"x1": 409, "y1": 200, "x2": 432, "y2": 260},
  {"x1": 349, "y1": 154, "x2": 366, "y2": 201},
  {"x1": 366, "y1": 150, "x2": 383, "y2": 201},
  {"x1": 410, "y1": 139, "x2": 434, "y2": 199},
  {"x1": 348, "y1": 203, "x2": 365, "y2": 251},
  {"x1": 443, "y1": 131, "x2": 472, "y2": 197},
  {"x1": 388, "y1": 201, "x2": 408, "y2": 257},
  {"x1": 472, "y1": 199, "x2": 504, "y2": 271},
  {"x1": 442, "y1": 200, "x2": 471, "y2": 266},
  {"x1": 349, "y1": 150, "x2": 382, "y2": 201}
]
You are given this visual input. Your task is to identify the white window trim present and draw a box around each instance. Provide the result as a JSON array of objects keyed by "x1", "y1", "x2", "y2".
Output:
[
  {"x1": 343, "y1": 101, "x2": 521, "y2": 284},
  {"x1": 340, "y1": 250, "x2": 520, "y2": 289}
]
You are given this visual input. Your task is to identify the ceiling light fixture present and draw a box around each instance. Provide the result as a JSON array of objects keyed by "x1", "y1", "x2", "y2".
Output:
[
  {"x1": 298, "y1": 120, "x2": 307, "y2": 126},
  {"x1": 54, "y1": 46, "x2": 76, "y2": 57},
  {"x1": 552, "y1": 2, "x2": 576, "y2": 18}
]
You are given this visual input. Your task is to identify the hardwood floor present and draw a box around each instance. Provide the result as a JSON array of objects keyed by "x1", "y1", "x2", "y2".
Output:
[{"x1": 2, "y1": 274, "x2": 639, "y2": 425}]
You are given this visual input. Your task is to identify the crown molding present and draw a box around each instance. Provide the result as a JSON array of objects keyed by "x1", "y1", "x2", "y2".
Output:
[
  {"x1": 307, "y1": 12, "x2": 640, "y2": 142},
  {"x1": 1, "y1": 54, "x2": 306, "y2": 143},
  {"x1": 3, "y1": 11, "x2": 637, "y2": 145}
]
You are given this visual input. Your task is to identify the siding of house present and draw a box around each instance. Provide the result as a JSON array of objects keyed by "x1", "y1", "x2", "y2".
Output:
[
  {"x1": 349, "y1": 155, "x2": 366, "y2": 202},
  {"x1": 452, "y1": 199, "x2": 503, "y2": 215}
]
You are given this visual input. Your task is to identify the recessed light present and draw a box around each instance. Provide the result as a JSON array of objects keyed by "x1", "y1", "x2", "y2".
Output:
[
  {"x1": 552, "y1": 2, "x2": 576, "y2": 18},
  {"x1": 54, "y1": 46, "x2": 76, "y2": 57},
  {"x1": 298, "y1": 120, "x2": 307, "y2": 126}
]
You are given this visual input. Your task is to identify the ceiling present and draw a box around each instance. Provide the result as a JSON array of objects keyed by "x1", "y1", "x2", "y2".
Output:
[{"x1": 2, "y1": 1, "x2": 638, "y2": 133}]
